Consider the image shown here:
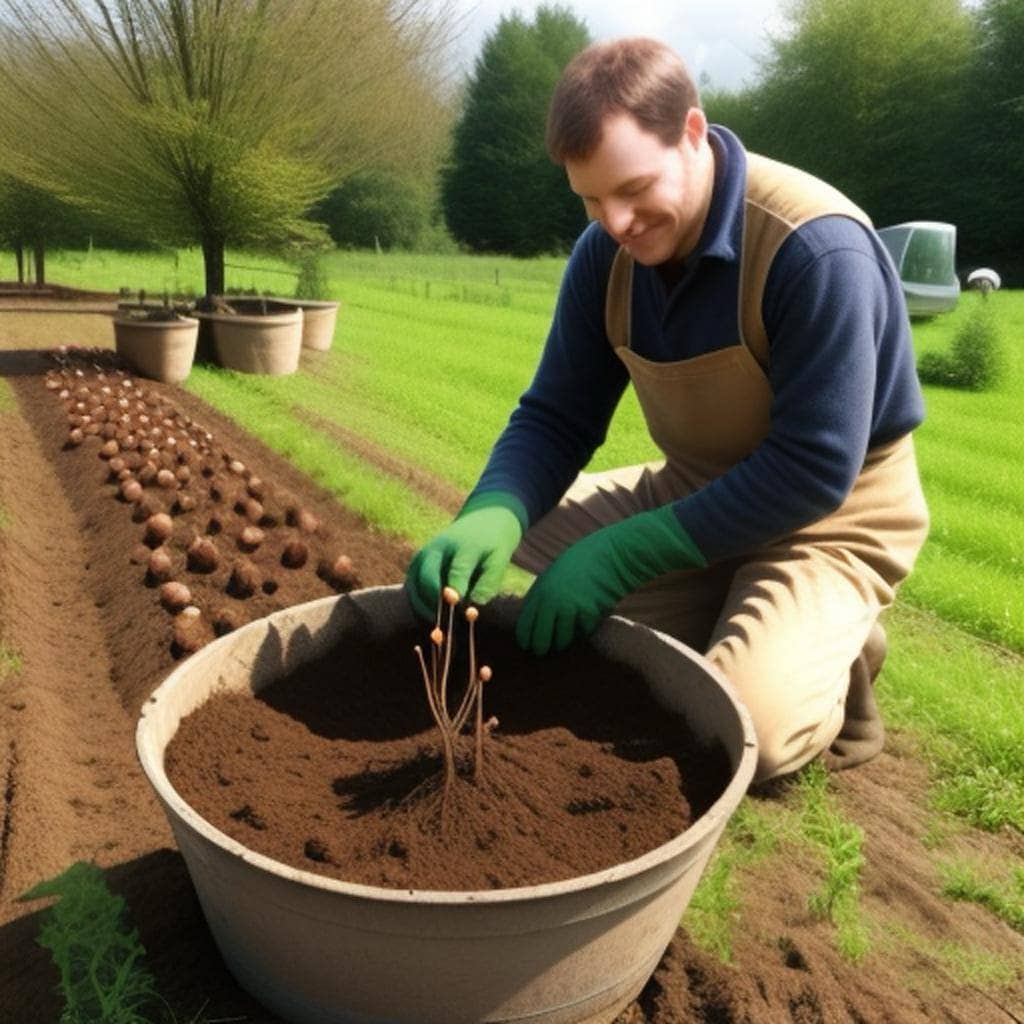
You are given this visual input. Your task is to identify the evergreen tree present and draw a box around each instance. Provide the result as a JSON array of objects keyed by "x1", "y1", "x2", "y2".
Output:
[
  {"x1": 442, "y1": 4, "x2": 590, "y2": 256},
  {"x1": 958, "y1": 0, "x2": 1024, "y2": 280}
]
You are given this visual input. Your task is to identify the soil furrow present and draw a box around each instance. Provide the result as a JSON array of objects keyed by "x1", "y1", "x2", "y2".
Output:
[
  {"x1": 0, "y1": 740, "x2": 16, "y2": 892},
  {"x1": 0, "y1": 373, "x2": 169, "y2": 915}
]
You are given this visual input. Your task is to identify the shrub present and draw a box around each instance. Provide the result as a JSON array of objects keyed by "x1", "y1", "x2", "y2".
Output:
[
  {"x1": 315, "y1": 169, "x2": 433, "y2": 251},
  {"x1": 294, "y1": 251, "x2": 330, "y2": 301},
  {"x1": 918, "y1": 299, "x2": 1005, "y2": 391}
]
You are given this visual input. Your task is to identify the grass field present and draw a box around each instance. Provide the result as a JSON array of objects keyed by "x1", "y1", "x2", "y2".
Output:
[{"x1": 23, "y1": 246, "x2": 1024, "y2": 969}]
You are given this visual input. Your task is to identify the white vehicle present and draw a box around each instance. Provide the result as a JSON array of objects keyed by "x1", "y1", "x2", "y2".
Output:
[{"x1": 878, "y1": 221, "x2": 960, "y2": 318}]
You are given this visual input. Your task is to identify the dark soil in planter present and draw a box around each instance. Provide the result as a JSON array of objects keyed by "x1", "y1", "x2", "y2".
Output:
[{"x1": 165, "y1": 621, "x2": 731, "y2": 890}]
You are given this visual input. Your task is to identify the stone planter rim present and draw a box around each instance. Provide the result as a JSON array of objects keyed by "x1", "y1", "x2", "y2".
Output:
[
  {"x1": 113, "y1": 313, "x2": 199, "y2": 326},
  {"x1": 191, "y1": 308, "x2": 301, "y2": 327}
]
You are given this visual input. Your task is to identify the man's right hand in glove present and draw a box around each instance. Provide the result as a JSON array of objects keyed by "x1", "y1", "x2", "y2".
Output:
[{"x1": 404, "y1": 491, "x2": 527, "y2": 620}]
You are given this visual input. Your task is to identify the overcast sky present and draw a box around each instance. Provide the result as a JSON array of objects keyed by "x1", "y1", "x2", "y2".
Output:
[{"x1": 448, "y1": 0, "x2": 790, "y2": 92}]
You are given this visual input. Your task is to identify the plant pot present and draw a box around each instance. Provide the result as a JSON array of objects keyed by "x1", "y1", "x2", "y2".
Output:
[
  {"x1": 193, "y1": 307, "x2": 303, "y2": 375},
  {"x1": 225, "y1": 296, "x2": 340, "y2": 351},
  {"x1": 278, "y1": 298, "x2": 340, "y2": 351},
  {"x1": 112, "y1": 315, "x2": 199, "y2": 384},
  {"x1": 136, "y1": 586, "x2": 757, "y2": 1024}
]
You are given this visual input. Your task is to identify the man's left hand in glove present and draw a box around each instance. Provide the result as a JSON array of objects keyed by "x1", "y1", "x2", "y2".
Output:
[{"x1": 515, "y1": 504, "x2": 707, "y2": 656}]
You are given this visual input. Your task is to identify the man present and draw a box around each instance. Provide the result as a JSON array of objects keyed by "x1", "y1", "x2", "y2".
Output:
[{"x1": 406, "y1": 37, "x2": 929, "y2": 782}]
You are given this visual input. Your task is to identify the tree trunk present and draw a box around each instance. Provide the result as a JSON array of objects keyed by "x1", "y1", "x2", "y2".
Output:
[
  {"x1": 33, "y1": 243, "x2": 45, "y2": 286},
  {"x1": 15, "y1": 243, "x2": 24, "y2": 284},
  {"x1": 201, "y1": 235, "x2": 225, "y2": 299}
]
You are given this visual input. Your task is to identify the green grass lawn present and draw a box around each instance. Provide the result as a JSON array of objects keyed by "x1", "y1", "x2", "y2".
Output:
[{"x1": 27, "y1": 246, "x2": 1024, "y2": 975}]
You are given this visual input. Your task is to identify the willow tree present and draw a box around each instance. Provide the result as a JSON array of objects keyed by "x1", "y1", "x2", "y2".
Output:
[{"x1": 0, "y1": 0, "x2": 455, "y2": 296}]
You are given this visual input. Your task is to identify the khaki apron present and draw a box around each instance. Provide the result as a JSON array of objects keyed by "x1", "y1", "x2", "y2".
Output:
[{"x1": 515, "y1": 152, "x2": 929, "y2": 781}]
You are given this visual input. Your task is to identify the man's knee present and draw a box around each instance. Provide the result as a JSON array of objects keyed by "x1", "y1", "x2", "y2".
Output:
[
  {"x1": 737, "y1": 622, "x2": 888, "y2": 782},
  {"x1": 749, "y1": 708, "x2": 845, "y2": 782},
  {"x1": 708, "y1": 646, "x2": 846, "y2": 783}
]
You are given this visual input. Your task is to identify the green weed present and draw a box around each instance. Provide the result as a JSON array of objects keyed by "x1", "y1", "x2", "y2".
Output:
[
  {"x1": 19, "y1": 862, "x2": 159, "y2": 1024},
  {"x1": 684, "y1": 855, "x2": 739, "y2": 962},
  {"x1": 941, "y1": 859, "x2": 1024, "y2": 934},
  {"x1": 684, "y1": 798, "x2": 784, "y2": 961},
  {"x1": 0, "y1": 376, "x2": 15, "y2": 413},
  {"x1": 883, "y1": 921, "x2": 1019, "y2": 991},
  {"x1": 0, "y1": 640, "x2": 21, "y2": 680},
  {"x1": 797, "y1": 764, "x2": 870, "y2": 961},
  {"x1": 294, "y1": 250, "x2": 330, "y2": 301}
]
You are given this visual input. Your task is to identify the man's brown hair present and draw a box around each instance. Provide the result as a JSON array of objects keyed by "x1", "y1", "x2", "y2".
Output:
[{"x1": 545, "y1": 37, "x2": 700, "y2": 164}]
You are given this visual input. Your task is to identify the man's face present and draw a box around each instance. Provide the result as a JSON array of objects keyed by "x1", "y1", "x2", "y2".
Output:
[{"x1": 565, "y1": 110, "x2": 710, "y2": 266}]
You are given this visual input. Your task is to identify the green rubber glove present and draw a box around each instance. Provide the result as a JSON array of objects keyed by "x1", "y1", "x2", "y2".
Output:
[
  {"x1": 515, "y1": 504, "x2": 707, "y2": 656},
  {"x1": 405, "y1": 491, "x2": 527, "y2": 620}
]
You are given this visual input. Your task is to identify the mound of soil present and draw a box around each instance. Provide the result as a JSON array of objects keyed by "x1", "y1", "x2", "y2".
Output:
[
  {"x1": 32, "y1": 346, "x2": 396, "y2": 710},
  {"x1": 1, "y1": 327, "x2": 1022, "y2": 1024},
  {"x1": 166, "y1": 620, "x2": 730, "y2": 891}
]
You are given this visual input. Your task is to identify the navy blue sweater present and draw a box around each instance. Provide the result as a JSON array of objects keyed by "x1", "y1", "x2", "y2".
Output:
[{"x1": 472, "y1": 126, "x2": 924, "y2": 563}]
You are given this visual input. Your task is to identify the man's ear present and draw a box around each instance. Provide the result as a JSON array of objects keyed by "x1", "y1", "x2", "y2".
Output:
[{"x1": 681, "y1": 106, "x2": 708, "y2": 150}]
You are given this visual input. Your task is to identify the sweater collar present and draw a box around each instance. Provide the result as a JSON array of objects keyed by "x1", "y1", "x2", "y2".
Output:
[{"x1": 688, "y1": 124, "x2": 747, "y2": 266}]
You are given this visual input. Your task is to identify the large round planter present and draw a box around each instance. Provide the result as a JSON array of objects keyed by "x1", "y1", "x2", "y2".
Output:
[
  {"x1": 193, "y1": 308, "x2": 303, "y2": 375},
  {"x1": 281, "y1": 298, "x2": 339, "y2": 351},
  {"x1": 223, "y1": 296, "x2": 339, "y2": 351},
  {"x1": 136, "y1": 586, "x2": 757, "y2": 1024},
  {"x1": 112, "y1": 315, "x2": 199, "y2": 384}
]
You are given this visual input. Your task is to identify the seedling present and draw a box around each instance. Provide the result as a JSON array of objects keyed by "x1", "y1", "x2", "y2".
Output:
[{"x1": 413, "y1": 586, "x2": 494, "y2": 825}]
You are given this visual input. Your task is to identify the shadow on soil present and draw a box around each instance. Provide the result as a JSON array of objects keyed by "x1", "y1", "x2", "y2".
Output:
[
  {"x1": 1, "y1": 849, "x2": 282, "y2": 1024},
  {"x1": 0, "y1": 349, "x2": 51, "y2": 379}
]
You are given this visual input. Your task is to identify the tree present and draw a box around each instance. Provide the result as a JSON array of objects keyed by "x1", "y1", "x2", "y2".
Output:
[
  {"x1": 316, "y1": 169, "x2": 434, "y2": 250},
  {"x1": 957, "y1": 0, "x2": 1024, "y2": 280},
  {"x1": 739, "y1": 0, "x2": 973, "y2": 224},
  {"x1": 0, "y1": 0, "x2": 455, "y2": 296},
  {"x1": 0, "y1": 176, "x2": 111, "y2": 284},
  {"x1": 442, "y1": 4, "x2": 590, "y2": 256}
]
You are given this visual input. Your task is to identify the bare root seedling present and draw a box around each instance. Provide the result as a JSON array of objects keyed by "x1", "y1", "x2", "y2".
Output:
[{"x1": 413, "y1": 586, "x2": 494, "y2": 825}]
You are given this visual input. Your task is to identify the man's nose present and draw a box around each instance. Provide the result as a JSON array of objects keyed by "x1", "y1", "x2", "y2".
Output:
[{"x1": 603, "y1": 199, "x2": 633, "y2": 237}]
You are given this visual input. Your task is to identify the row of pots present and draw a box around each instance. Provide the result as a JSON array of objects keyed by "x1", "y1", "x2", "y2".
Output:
[{"x1": 113, "y1": 297, "x2": 340, "y2": 384}]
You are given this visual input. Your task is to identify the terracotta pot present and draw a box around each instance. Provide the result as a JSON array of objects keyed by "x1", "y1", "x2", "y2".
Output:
[
  {"x1": 137, "y1": 586, "x2": 757, "y2": 1024},
  {"x1": 192, "y1": 307, "x2": 302, "y2": 375},
  {"x1": 112, "y1": 315, "x2": 199, "y2": 384}
]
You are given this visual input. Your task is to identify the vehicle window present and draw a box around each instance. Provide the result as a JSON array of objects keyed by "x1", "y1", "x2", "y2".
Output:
[{"x1": 903, "y1": 228, "x2": 956, "y2": 285}]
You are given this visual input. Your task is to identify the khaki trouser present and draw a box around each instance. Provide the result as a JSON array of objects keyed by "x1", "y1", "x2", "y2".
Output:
[{"x1": 513, "y1": 435, "x2": 929, "y2": 782}]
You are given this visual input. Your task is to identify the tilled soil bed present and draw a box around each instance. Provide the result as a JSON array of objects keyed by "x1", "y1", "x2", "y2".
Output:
[{"x1": 1, "y1": 321, "x2": 1023, "y2": 1024}]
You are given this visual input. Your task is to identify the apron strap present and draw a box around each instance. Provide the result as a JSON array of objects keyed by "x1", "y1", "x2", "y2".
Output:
[
  {"x1": 741, "y1": 152, "x2": 874, "y2": 372},
  {"x1": 738, "y1": 202, "x2": 792, "y2": 372},
  {"x1": 605, "y1": 246, "x2": 634, "y2": 350}
]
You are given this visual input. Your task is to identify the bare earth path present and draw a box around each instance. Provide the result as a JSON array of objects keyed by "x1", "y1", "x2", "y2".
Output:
[{"x1": 0, "y1": 304, "x2": 1021, "y2": 1023}]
